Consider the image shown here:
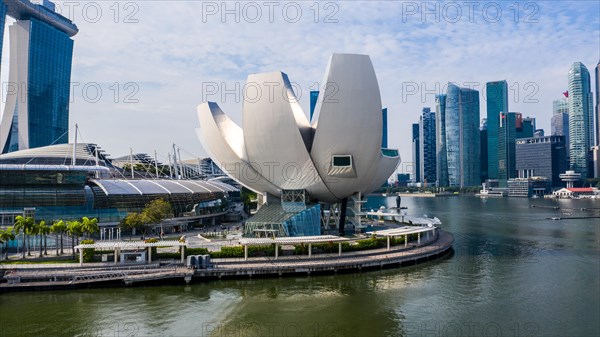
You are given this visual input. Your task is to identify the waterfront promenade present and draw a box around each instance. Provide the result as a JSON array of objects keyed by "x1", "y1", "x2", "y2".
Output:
[{"x1": 0, "y1": 231, "x2": 453, "y2": 291}]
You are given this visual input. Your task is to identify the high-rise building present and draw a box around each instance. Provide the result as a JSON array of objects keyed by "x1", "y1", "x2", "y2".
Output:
[
  {"x1": 412, "y1": 123, "x2": 421, "y2": 183},
  {"x1": 480, "y1": 119, "x2": 488, "y2": 182},
  {"x1": 594, "y1": 61, "x2": 600, "y2": 178},
  {"x1": 382, "y1": 108, "x2": 388, "y2": 148},
  {"x1": 518, "y1": 116, "x2": 535, "y2": 139},
  {"x1": 567, "y1": 62, "x2": 594, "y2": 178},
  {"x1": 0, "y1": 0, "x2": 78, "y2": 154},
  {"x1": 486, "y1": 80, "x2": 508, "y2": 180},
  {"x1": 498, "y1": 112, "x2": 518, "y2": 184},
  {"x1": 435, "y1": 94, "x2": 448, "y2": 186},
  {"x1": 551, "y1": 111, "x2": 570, "y2": 147},
  {"x1": 553, "y1": 98, "x2": 569, "y2": 115},
  {"x1": 596, "y1": 61, "x2": 599, "y2": 147},
  {"x1": 419, "y1": 107, "x2": 436, "y2": 184},
  {"x1": 310, "y1": 90, "x2": 319, "y2": 122},
  {"x1": 516, "y1": 135, "x2": 567, "y2": 187},
  {"x1": 445, "y1": 83, "x2": 480, "y2": 187}
]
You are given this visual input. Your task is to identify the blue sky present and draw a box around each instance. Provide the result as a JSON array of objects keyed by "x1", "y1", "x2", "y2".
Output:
[{"x1": 1, "y1": 1, "x2": 599, "y2": 174}]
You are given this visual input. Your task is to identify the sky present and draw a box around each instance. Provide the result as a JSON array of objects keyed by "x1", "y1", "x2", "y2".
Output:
[{"x1": 1, "y1": 0, "x2": 599, "y2": 176}]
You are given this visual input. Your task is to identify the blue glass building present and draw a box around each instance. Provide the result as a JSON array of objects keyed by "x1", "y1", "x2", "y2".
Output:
[
  {"x1": 444, "y1": 83, "x2": 481, "y2": 187},
  {"x1": 498, "y1": 112, "x2": 518, "y2": 184},
  {"x1": 568, "y1": 62, "x2": 594, "y2": 178},
  {"x1": 518, "y1": 117, "x2": 535, "y2": 139},
  {"x1": 480, "y1": 119, "x2": 488, "y2": 182},
  {"x1": 435, "y1": 94, "x2": 448, "y2": 186},
  {"x1": 412, "y1": 123, "x2": 421, "y2": 182},
  {"x1": 485, "y1": 81, "x2": 508, "y2": 180},
  {"x1": 419, "y1": 107, "x2": 436, "y2": 184},
  {"x1": 0, "y1": 0, "x2": 78, "y2": 153}
]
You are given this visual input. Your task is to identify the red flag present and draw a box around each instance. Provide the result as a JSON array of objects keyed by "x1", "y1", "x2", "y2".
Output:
[{"x1": 563, "y1": 91, "x2": 568, "y2": 98}]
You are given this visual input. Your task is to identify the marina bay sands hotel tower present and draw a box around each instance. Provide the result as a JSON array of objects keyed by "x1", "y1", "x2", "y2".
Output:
[{"x1": 0, "y1": 0, "x2": 78, "y2": 153}]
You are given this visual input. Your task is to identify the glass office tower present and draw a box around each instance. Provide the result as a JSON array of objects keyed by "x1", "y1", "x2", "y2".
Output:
[
  {"x1": 485, "y1": 80, "x2": 508, "y2": 180},
  {"x1": 445, "y1": 83, "x2": 481, "y2": 187},
  {"x1": 412, "y1": 123, "x2": 421, "y2": 183},
  {"x1": 498, "y1": 112, "x2": 518, "y2": 184},
  {"x1": 435, "y1": 94, "x2": 448, "y2": 186},
  {"x1": 567, "y1": 62, "x2": 593, "y2": 178},
  {"x1": 0, "y1": 1, "x2": 77, "y2": 153},
  {"x1": 419, "y1": 107, "x2": 436, "y2": 184}
]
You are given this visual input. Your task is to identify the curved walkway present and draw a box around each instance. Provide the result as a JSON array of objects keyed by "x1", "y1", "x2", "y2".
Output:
[
  {"x1": 194, "y1": 231, "x2": 454, "y2": 278},
  {"x1": 0, "y1": 231, "x2": 454, "y2": 291}
]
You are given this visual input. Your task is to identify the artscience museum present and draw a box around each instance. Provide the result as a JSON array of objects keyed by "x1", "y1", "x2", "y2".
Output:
[{"x1": 197, "y1": 54, "x2": 400, "y2": 237}]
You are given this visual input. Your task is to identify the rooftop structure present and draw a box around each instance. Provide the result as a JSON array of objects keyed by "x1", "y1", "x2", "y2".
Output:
[{"x1": 559, "y1": 170, "x2": 582, "y2": 188}]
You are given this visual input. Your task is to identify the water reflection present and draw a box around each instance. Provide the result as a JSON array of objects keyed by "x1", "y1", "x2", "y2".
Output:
[{"x1": 0, "y1": 196, "x2": 598, "y2": 337}]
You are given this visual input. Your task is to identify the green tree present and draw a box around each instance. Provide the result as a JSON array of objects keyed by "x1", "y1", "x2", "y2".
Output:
[
  {"x1": 81, "y1": 217, "x2": 99, "y2": 238},
  {"x1": 67, "y1": 221, "x2": 83, "y2": 256},
  {"x1": 119, "y1": 199, "x2": 173, "y2": 238},
  {"x1": 38, "y1": 220, "x2": 52, "y2": 255},
  {"x1": 0, "y1": 227, "x2": 16, "y2": 260},
  {"x1": 13, "y1": 216, "x2": 34, "y2": 259},
  {"x1": 36, "y1": 221, "x2": 51, "y2": 257},
  {"x1": 120, "y1": 212, "x2": 150, "y2": 237},
  {"x1": 143, "y1": 199, "x2": 173, "y2": 224},
  {"x1": 51, "y1": 220, "x2": 67, "y2": 255}
]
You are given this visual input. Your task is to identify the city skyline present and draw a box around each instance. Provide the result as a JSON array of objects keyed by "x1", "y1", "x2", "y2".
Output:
[{"x1": 0, "y1": 1, "x2": 597, "y2": 166}]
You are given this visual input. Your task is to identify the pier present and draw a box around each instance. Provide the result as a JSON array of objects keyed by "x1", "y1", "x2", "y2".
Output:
[{"x1": 0, "y1": 231, "x2": 453, "y2": 291}]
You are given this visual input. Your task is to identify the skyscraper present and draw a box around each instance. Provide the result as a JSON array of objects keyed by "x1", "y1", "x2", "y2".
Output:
[
  {"x1": 553, "y1": 98, "x2": 569, "y2": 115},
  {"x1": 445, "y1": 83, "x2": 481, "y2": 187},
  {"x1": 419, "y1": 107, "x2": 436, "y2": 184},
  {"x1": 435, "y1": 94, "x2": 448, "y2": 187},
  {"x1": 567, "y1": 62, "x2": 594, "y2": 178},
  {"x1": 0, "y1": 0, "x2": 78, "y2": 153},
  {"x1": 596, "y1": 61, "x2": 599, "y2": 147},
  {"x1": 412, "y1": 123, "x2": 421, "y2": 183},
  {"x1": 486, "y1": 80, "x2": 508, "y2": 180},
  {"x1": 480, "y1": 119, "x2": 488, "y2": 182},
  {"x1": 594, "y1": 61, "x2": 600, "y2": 178},
  {"x1": 498, "y1": 112, "x2": 518, "y2": 184},
  {"x1": 518, "y1": 116, "x2": 535, "y2": 139},
  {"x1": 382, "y1": 108, "x2": 388, "y2": 148},
  {"x1": 552, "y1": 98, "x2": 570, "y2": 148}
]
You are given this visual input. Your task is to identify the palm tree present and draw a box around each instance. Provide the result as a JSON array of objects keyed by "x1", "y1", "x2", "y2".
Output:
[
  {"x1": 13, "y1": 216, "x2": 34, "y2": 259},
  {"x1": 51, "y1": 220, "x2": 67, "y2": 255},
  {"x1": 67, "y1": 221, "x2": 82, "y2": 256},
  {"x1": 37, "y1": 221, "x2": 51, "y2": 256},
  {"x1": 81, "y1": 217, "x2": 99, "y2": 239},
  {"x1": 0, "y1": 228, "x2": 16, "y2": 260}
]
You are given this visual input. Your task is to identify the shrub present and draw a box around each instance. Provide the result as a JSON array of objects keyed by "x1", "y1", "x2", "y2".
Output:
[
  {"x1": 80, "y1": 239, "x2": 95, "y2": 263},
  {"x1": 210, "y1": 246, "x2": 244, "y2": 258},
  {"x1": 208, "y1": 245, "x2": 281, "y2": 258},
  {"x1": 186, "y1": 247, "x2": 209, "y2": 255}
]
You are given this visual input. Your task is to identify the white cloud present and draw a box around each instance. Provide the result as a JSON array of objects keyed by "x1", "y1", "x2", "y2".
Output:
[{"x1": 1, "y1": 1, "x2": 598, "y2": 171}]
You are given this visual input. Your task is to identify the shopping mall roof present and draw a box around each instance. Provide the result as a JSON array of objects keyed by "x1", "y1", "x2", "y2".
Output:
[{"x1": 89, "y1": 179, "x2": 237, "y2": 196}]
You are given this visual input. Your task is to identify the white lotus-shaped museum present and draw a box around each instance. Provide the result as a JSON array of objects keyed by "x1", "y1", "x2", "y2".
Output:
[{"x1": 196, "y1": 53, "x2": 400, "y2": 204}]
